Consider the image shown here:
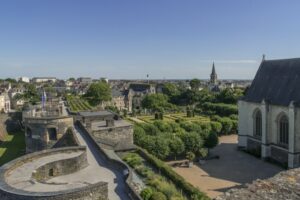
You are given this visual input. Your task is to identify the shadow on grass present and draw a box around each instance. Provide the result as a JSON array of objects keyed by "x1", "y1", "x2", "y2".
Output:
[{"x1": 0, "y1": 118, "x2": 25, "y2": 166}]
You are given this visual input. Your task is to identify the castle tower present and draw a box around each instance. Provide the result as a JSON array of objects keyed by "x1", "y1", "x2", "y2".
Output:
[{"x1": 210, "y1": 62, "x2": 218, "y2": 85}]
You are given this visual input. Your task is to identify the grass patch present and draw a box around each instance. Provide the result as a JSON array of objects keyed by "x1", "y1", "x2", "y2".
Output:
[{"x1": 0, "y1": 131, "x2": 25, "y2": 166}]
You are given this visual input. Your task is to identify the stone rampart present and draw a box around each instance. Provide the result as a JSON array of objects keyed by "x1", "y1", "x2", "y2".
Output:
[
  {"x1": 0, "y1": 146, "x2": 108, "y2": 200},
  {"x1": 76, "y1": 121, "x2": 142, "y2": 200}
]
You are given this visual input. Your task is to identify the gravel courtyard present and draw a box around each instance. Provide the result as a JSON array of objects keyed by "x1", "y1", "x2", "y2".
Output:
[{"x1": 168, "y1": 135, "x2": 283, "y2": 199}]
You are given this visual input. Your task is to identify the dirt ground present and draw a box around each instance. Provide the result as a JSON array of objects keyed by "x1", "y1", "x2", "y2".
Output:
[{"x1": 167, "y1": 135, "x2": 283, "y2": 199}]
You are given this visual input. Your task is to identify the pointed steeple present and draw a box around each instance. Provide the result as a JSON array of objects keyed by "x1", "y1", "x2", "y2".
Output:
[
  {"x1": 211, "y1": 62, "x2": 216, "y2": 75},
  {"x1": 210, "y1": 62, "x2": 218, "y2": 85}
]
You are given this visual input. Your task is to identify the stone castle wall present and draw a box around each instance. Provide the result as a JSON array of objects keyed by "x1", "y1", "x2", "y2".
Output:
[
  {"x1": 92, "y1": 125, "x2": 134, "y2": 150},
  {"x1": 32, "y1": 148, "x2": 88, "y2": 181},
  {"x1": 76, "y1": 121, "x2": 142, "y2": 200}
]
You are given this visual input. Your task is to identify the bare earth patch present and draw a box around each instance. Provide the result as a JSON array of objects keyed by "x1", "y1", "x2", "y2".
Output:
[{"x1": 167, "y1": 135, "x2": 283, "y2": 199}]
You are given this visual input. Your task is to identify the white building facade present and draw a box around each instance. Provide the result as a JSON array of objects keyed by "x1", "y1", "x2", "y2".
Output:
[{"x1": 238, "y1": 58, "x2": 300, "y2": 168}]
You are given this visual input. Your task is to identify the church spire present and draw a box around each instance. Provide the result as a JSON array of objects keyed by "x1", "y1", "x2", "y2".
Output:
[
  {"x1": 212, "y1": 62, "x2": 216, "y2": 75},
  {"x1": 210, "y1": 62, "x2": 218, "y2": 85}
]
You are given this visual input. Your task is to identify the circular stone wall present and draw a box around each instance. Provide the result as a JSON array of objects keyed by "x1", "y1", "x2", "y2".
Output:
[{"x1": 0, "y1": 146, "x2": 108, "y2": 200}]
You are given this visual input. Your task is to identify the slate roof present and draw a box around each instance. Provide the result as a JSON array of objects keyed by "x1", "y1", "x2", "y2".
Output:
[
  {"x1": 129, "y1": 83, "x2": 150, "y2": 92},
  {"x1": 78, "y1": 110, "x2": 114, "y2": 117},
  {"x1": 243, "y1": 58, "x2": 300, "y2": 106}
]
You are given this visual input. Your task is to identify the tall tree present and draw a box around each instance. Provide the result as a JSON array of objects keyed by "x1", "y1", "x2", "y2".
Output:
[
  {"x1": 85, "y1": 81, "x2": 111, "y2": 106},
  {"x1": 189, "y1": 78, "x2": 201, "y2": 91}
]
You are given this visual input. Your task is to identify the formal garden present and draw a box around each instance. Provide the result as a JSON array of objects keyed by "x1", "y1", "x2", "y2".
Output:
[
  {"x1": 66, "y1": 95, "x2": 94, "y2": 112},
  {"x1": 121, "y1": 149, "x2": 209, "y2": 200}
]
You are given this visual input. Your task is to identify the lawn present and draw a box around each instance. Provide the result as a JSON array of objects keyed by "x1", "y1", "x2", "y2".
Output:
[{"x1": 0, "y1": 131, "x2": 25, "y2": 166}]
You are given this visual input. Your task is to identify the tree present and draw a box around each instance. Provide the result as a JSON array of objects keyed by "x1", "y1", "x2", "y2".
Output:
[
  {"x1": 186, "y1": 151, "x2": 195, "y2": 161},
  {"x1": 186, "y1": 152, "x2": 195, "y2": 167},
  {"x1": 23, "y1": 84, "x2": 40, "y2": 105},
  {"x1": 204, "y1": 132, "x2": 219, "y2": 154},
  {"x1": 189, "y1": 79, "x2": 201, "y2": 91},
  {"x1": 169, "y1": 137, "x2": 185, "y2": 160},
  {"x1": 162, "y1": 83, "x2": 179, "y2": 97},
  {"x1": 151, "y1": 136, "x2": 170, "y2": 160},
  {"x1": 181, "y1": 132, "x2": 203, "y2": 154},
  {"x1": 85, "y1": 81, "x2": 111, "y2": 106},
  {"x1": 142, "y1": 94, "x2": 174, "y2": 112},
  {"x1": 133, "y1": 126, "x2": 146, "y2": 145}
]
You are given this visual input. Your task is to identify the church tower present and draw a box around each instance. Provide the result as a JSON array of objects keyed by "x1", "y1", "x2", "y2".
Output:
[{"x1": 210, "y1": 62, "x2": 218, "y2": 85}]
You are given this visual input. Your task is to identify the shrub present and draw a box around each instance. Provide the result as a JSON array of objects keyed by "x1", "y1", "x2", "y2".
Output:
[
  {"x1": 204, "y1": 132, "x2": 219, "y2": 150},
  {"x1": 150, "y1": 192, "x2": 167, "y2": 200},
  {"x1": 151, "y1": 136, "x2": 170, "y2": 160},
  {"x1": 231, "y1": 120, "x2": 238, "y2": 134},
  {"x1": 122, "y1": 153, "x2": 143, "y2": 168},
  {"x1": 210, "y1": 121, "x2": 222, "y2": 135},
  {"x1": 137, "y1": 148, "x2": 209, "y2": 200},
  {"x1": 140, "y1": 123, "x2": 161, "y2": 136},
  {"x1": 134, "y1": 126, "x2": 146, "y2": 145},
  {"x1": 218, "y1": 117, "x2": 233, "y2": 135},
  {"x1": 202, "y1": 102, "x2": 238, "y2": 116},
  {"x1": 141, "y1": 187, "x2": 153, "y2": 200},
  {"x1": 181, "y1": 132, "x2": 203, "y2": 154},
  {"x1": 153, "y1": 120, "x2": 173, "y2": 132},
  {"x1": 179, "y1": 122, "x2": 202, "y2": 133}
]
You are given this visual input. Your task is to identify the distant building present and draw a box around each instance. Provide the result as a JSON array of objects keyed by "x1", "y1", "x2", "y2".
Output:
[
  {"x1": 32, "y1": 77, "x2": 57, "y2": 83},
  {"x1": 8, "y1": 87, "x2": 25, "y2": 109},
  {"x1": 78, "y1": 77, "x2": 92, "y2": 84},
  {"x1": 0, "y1": 92, "x2": 10, "y2": 113},
  {"x1": 125, "y1": 83, "x2": 156, "y2": 112},
  {"x1": 18, "y1": 77, "x2": 30, "y2": 83},
  {"x1": 238, "y1": 58, "x2": 300, "y2": 168}
]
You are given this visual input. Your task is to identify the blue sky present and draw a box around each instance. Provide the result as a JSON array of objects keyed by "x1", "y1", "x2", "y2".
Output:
[{"x1": 0, "y1": 0, "x2": 300, "y2": 79}]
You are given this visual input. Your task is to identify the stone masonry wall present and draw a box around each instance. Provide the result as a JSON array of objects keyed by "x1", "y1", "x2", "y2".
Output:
[
  {"x1": 24, "y1": 116, "x2": 73, "y2": 153},
  {"x1": 32, "y1": 149, "x2": 88, "y2": 181},
  {"x1": 0, "y1": 146, "x2": 108, "y2": 200},
  {"x1": 92, "y1": 125, "x2": 134, "y2": 151}
]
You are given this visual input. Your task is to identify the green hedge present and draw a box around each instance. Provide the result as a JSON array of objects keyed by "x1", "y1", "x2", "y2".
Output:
[
  {"x1": 137, "y1": 148, "x2": 210, "y2": 200},
  {"x1": 202, "y1": 102, "x2": 237, "y2": 116}
]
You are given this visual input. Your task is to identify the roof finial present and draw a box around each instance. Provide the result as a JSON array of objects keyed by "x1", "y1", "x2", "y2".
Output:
[{"x1": 262, "y1": 54, "x2": 266, "y2": 61}]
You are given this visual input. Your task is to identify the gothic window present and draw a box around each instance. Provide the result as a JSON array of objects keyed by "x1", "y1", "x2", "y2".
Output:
[
  {"x1": 278, "y1": 115, "x2": 289, "y2": 146},
  {"x1": 254, "y1": 110, "x2": 262, "y2": 137}
]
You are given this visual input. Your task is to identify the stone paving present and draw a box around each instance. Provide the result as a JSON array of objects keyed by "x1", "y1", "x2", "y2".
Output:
[
  {"x1": 6, "y1": 151, "x2": 83, "y2": 191},
  {"x1": 169, "y1": 135, "x2": 283, "y2": 198}
]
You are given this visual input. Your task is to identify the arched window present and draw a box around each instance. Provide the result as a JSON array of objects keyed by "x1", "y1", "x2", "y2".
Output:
[
  {"x1": 278, "y1": 115, "x2": 289, "y2": 146},
  {"x1": 253, "y1": 110, "x2": 262, "y2": 137}
]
